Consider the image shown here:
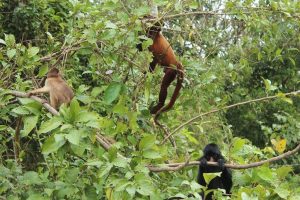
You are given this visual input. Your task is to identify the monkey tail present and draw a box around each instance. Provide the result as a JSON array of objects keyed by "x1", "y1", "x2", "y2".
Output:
[{"x1": 154, "y1": 63, "x2": 184, "y2": 120}]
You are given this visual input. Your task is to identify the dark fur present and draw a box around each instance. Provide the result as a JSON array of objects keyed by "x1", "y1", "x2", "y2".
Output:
[{"x1": 197, "y1": 143, "x2": 232, "y2": 200}]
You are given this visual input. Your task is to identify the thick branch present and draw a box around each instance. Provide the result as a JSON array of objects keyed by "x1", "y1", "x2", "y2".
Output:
[
  {"x1": 162, "y1": 90, "x2": 300, "y2": 144},
  {"x1": 9, "y1": 91, "x2": 59, "y2": 115},
  {"x1": 147, "y1": 143, "x2": 300, "y2": 172}
]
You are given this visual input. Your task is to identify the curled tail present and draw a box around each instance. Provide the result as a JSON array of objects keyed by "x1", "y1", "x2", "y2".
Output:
[{"x1": 155, "y1": 63, "x2": 184, "y2": 119}]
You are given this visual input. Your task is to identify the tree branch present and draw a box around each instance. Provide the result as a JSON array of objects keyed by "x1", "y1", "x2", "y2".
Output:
[
  {"x1": 162, "y1": 90, "x2": 300, "y2": 144},
  {"x1": 147, "y1": 143, "x2": 300, "y2": 172}
]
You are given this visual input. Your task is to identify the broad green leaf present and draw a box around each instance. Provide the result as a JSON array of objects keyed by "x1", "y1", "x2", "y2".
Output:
[
  {"x1": 115, "y1": 180, "x2": 132, "y2": 192},
  {"x1": 5, "y1": 34, "x2": 15, "y2": 46},
  {"x1": 203, "y1": 172, "x2": 221, "y2": 185},
  {"x1": 143, "y1": 150, "x2": 161, "y2": 159},
  {"x1": 256, "y1": 166, "x2": 274, "y2": 182},
  {"x1": 38, "y1": 117, "x2": 62, "y2": 134},
  {"x1": 65, "y1": 129, "x2": 81, "y2": 145},
  {"x1": 42, "y1": 134, "x2": 66, "y2": 154},
  {"x1": 276, "y1": 166, "x2": 293, "y2": 179},
  {"x1": 98, "y1": 163, "x2": 113, "y2": 177},
  {"x1": 91, "y1": 87, "x2": 102, "y2": 97},
  {"x1": 11, "y1": 106, "x2": 30, "y2": 115},
  {"x1": 275, "y1": 184, "x2": 290, "y2": 199},
  {"x1": 7, "y1": 49, "x2": 16, "y2": 59},
  {"x1": 27, "y1": 47, "x2": 39, "y2": 58},
  {"x1": 38, "y1": 65, "x2": 48, "y2": 77},
  {"x1": 21, "y1": 115, "x2": 38, "y2": 137},
  {"x1": 20, "y1": 171, "x2": 41, "y2": 185},
  {"x1": 231, "y1": 138, "x2": 246, "y2": 153},
  {"x1": 139, "y1": 134, "x2": 156, "y2": 150},
  {"x1": 76, "y1": 111, "x2": 99, "y2": 123},
  {"x1": 103, "y1": 82, "x2": 122, "y2": 104},
  {"x1": 69, "y1": 98, "x2": 80, "y2": 122},
  {"x1": 112, "y1": 157, "x2": 128, "y2": 168}
]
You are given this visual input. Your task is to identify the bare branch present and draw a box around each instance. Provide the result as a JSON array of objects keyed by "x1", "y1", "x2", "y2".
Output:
[
  {"x1": 148, "y1": 143, "x2": 300, "y2": 172},
  {"x1": 162, "y1": 90, "x2": 300, "y2": 144},
  {"x1": 9, "y1": 90, "x2": 59, "y2": 115}
]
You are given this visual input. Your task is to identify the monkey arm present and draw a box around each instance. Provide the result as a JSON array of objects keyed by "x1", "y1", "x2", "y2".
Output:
[
  {"x1": 221, "y1": 168, "x2": 233, "y2": 194},
  {"x1": 28, "y1": 86, "x2": 50, "y2": 95},
  {"x1": 197, "y1": 166, "x2": 207, "y2": 186}
]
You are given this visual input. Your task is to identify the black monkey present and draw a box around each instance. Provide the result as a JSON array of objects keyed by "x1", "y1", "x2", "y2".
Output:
[{"x1": 197, "y1": 143, "x2": 232, "y2": 200}]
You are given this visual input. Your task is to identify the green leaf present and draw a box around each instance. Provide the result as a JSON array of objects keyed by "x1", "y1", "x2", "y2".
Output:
[
  {"x1": 139, "y1": 134, "x2": 156, "y2": 150},
  {"x1": 143, "y1": 150, "x2": 162, "y2": 159},
  {"x1": 5, "y1": 34, "x2": 15, "y2": 46},
  {"x1": 256, "y1": 166, "x2": 274, "y2": 182},
  {"x1": 103, "y1": 82, "x2": 122, "y2": 104},
  {"x1": 91, "y1": 87, "x2": 102, "y2": 97},
  {"x1": 275, "y1": 184, "x2": 290, "y2": 199},
  {"x1": 231, "y1": 138, "x2": 246, "y2": 153},
  {"x1": 69, "y1": 99, "x2": 80, "y2": 122},
  {"x1": 27, "y1": 47, "x2": 39, "y2": 58},
  {"x1": 11, "y1": 106, "x2": 30, "y2": 115},
  {"x1": 112, "y1": 157, "x2": 129, "y2": 168},
  {"x1": 114, "y1": 179, "x2": 132, "y2": 192},
  {"x1": 7, "y1": 49, "x2": 16, "y2": 59},
  {"x1": 21, "y1": 115, "x2": 39, "y2": 137},
  {"x1": 0, "y1": 39, "x2": 6, "y2": 45},
  {"x1": 20, "y1": 171, "x2": 41, "y2": 185},
  {"x1": 76, "y1": 111, "x2": 99, "y2": 123},
  {"x1": 203, "y1": 172, "x2": 221, "y2": 184},
  {"x1": 38, "y1": 65, "x2": 48, "y2": 77},
  {"x1": 276, "y1": 166, "x2": 293, "y2": 179},
  {"x1": 98, "y1": 163, "x2": 113, "y2": 177},
  {"x1": 42, "y1": 134, "x2": 66, "y2": 154},
  {"x1": 65, "y1": 129, "x2": 81, "y2": 145},
  {"x1": 38, "y1": 117, "x2": 62, "y2": 134}
]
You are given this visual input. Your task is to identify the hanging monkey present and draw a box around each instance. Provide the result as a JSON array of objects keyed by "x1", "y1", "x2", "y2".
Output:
[
  {"x1": 28, "y1": 67, "x2": 74, "y2": 110},
  {"x1": 138, "y1": 17, "x2": 184, "y2": 117}
]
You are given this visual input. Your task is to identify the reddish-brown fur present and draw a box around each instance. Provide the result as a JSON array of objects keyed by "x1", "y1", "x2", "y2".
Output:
[{"x1": 145, "y1": 25, "x2": 184, "y2": 116}]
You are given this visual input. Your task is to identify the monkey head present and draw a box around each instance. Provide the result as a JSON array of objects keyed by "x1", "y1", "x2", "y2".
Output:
[
  {"x1": 47, "y1": 67, "x2": 60, "y2": 78},
  {"x1": 203, "y1": 143, "x2": 222, "y2": 162}
]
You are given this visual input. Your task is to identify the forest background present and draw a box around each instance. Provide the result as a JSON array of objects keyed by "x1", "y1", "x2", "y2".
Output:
[{"x1": 0, "y1": 0, "x2": 299, "y2": 199}]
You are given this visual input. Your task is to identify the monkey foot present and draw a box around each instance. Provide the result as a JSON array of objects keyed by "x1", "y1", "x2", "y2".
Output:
[{"x1": 150, "y1": 103, "x2": 164, "y2": 114}]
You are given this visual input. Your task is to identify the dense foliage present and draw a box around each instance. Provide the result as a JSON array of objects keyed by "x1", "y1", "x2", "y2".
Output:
[{"x1": 0, "y1": 0, "x2": 299, "y2": 199}]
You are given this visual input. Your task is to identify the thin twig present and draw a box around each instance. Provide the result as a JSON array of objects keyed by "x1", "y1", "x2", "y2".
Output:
[{"x1": 162, "y1": 90, "x2": 300, "y2": 144}]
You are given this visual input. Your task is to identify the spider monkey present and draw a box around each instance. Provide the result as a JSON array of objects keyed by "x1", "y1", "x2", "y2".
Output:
[
  {"x1": 197, "y1": 143, "x2": 233, "y2": 200},
  {"x1": 28, "y1": 67, "x2": 74, "y2": 109},
  {"x1": 138, "y1": 17, "x2": 184, "y2": 116}
]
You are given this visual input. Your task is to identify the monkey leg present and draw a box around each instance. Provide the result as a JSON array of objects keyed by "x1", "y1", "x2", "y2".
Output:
[{"x1": 150, "y1": 68, "x2": 176, "y2": 114}]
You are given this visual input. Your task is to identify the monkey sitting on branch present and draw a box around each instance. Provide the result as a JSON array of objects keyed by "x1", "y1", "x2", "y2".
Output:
[{"x1": 28, "y1": 67, "x2": 74, "y2": 110}]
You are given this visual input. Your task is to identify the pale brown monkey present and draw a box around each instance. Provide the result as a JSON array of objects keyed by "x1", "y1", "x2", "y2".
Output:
[{"x1": 28, "y1": 67, "x2": 74, "y2": 109}]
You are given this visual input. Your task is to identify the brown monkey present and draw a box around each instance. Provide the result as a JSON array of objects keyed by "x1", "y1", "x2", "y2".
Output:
[
  {"x1": 28, "y1": 67, "x2": 74, "y2": 109},
  {"x1": 139, "y1": 18, "x2": 184, "y2": 116}
]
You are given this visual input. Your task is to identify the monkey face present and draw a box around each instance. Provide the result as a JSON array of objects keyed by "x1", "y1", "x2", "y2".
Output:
[{"x1": 47, "y1": 68, "x2": 60, "y2": 78}]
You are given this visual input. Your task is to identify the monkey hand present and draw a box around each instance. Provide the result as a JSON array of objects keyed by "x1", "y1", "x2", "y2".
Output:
[
  {"x1": 27, "y1": 92, "x2": 34, "y2": 97},
  {"x1": 200, "y1": 158, "x2": 208, "y2": 167},
  {"x1": 217, "y1": 159, "x2": 225, "y2": 170}
]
